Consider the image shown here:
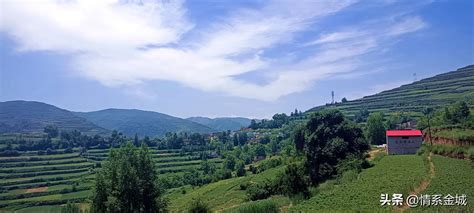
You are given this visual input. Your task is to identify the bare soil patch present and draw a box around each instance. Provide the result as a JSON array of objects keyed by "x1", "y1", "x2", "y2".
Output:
[{"x1": 25, "y1": 186, "x2": 48, "y2": 193}]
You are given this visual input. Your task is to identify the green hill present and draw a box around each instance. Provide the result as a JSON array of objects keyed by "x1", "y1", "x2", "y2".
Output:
[
  {"x1": 186, "y1": 117, "x2": 252, "y2": 131},
  {"x1": 307, "y1": 65, "x2": 474, "y2": 118},
  {"x1": 75, "y1": 109, "x2": 216, "y2": 137},
  {"x1": 0, "y1": 101, "x2": 108, "y2": 135}
]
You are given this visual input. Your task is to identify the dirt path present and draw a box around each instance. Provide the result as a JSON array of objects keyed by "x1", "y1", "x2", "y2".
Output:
[
  {"x1": 396, "y1": 153, "x2": 435, "y2": 212},
  {"x1": 367, "y1": 148, "x2": 384, "y2": 161}
]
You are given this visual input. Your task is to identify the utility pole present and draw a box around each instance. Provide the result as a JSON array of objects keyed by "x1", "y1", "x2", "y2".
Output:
[
  {"x1": 423, "y1": 107, "x2": 433, "y2": 146},
  {"x1": 427, "y1": 112, "x2": 432, "y2": 146},
  {"x1": 331, "y1": 91, "x2": 334, "y2": 105}
]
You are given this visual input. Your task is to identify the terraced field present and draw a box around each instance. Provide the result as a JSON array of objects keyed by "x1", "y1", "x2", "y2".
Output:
[
  {"x1": 307, "y1": 65, "x2": 474, "y2": 118},
  {"x1": 0, "y1": 147, "x2": 223, "y2": 212}
]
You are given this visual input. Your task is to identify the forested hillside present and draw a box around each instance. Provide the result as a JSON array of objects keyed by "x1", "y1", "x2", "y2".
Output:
[
  {"x1": 307, "y1": 65, "x2": 474, "y2": 118},
  {"x1": 186, "y1": 117, "x2": 252, "y2": 131},
  {"x1": 0, "y1": 101, "x2": 108, "y2": 135},
  {"x1": 75, "y1": 109, "x2": 215, "y2": 137}
]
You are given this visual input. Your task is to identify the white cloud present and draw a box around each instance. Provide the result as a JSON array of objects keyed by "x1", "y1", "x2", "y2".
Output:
[{"x1": 0, "y1": 0, "x2": 427, "y2": 101}]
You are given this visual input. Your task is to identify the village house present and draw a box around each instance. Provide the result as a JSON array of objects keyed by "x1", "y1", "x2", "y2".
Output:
[{"x1": 386, "y1": 129, "x2": 423, "y2": 154}]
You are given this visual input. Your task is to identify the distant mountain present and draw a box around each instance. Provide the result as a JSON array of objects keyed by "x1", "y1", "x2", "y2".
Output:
[
  {"x1": 186, "y1": 117, "x2": 253, "y2": 131},
  {"x1": 0, "y1": 101, "x2": 108, "y2": 135},
  {"x1": 307, "y1": 65, "x2": 474, "y2": 118},
  {"x1": 76, "y1": 109, "x2": 215, "y2": 137}
]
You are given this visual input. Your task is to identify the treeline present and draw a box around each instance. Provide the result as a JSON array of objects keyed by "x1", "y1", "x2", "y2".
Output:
[
  {"x1": 242, "y1": 110, "x2": 371, "y2": 202},
  {"x1": 0, "y1": 127, "x2": 254, "y2": 156},
  {"x1": 248, "y1": 109, "x2": 304, "y2": 129},
  {"x1": 417, "y1": 101, "x2": 473, "y2": 130}
]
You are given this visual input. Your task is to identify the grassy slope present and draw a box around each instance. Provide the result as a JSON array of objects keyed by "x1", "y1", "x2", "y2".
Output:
[
  {"x1": 167, "y1": 166, "x2": 285, "y2": 212},
  {"x1": 288, "y1": 155, "x2": 428, "y2": 212},
  {"x1": 307, "y1": 65, "x2": 474, "y2": 118}
]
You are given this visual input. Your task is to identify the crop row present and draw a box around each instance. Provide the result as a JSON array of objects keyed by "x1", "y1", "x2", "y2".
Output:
[
  {"x1": 0, "y1": 162, "x2": 94, "y2": 174},
  {"x1": 0, "y1": 158, "x2": 88, "y2": 168},
  {"x1": 0, "y1": 168, "x2": 90, "y2": 179},
  {"x1": 289, "y1": 155, "x2": 428, "y2": 212},
  {"x1": 0, "y1": 153, "x2": 80, "y2": 163},
  {"x1": 0, "y1": 171, "x2": 92, "y2": 187},
  {"x1": 411, "y1": 156, "x2": 474, "y2": 212}
]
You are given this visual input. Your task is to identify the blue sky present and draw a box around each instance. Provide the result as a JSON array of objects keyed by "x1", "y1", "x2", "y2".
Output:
[{"x1": 0, "y1": 0, "x2": 473, "y2": 119}]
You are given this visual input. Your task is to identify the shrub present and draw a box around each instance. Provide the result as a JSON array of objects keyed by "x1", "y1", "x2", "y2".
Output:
[
  {"x1": 236, "y1": 161, "x2": 246, "y2": 177},
  {"x1": 468, "y1": 147, "x2": 474, "y2": 161},
  {"x1": 249, "y1": 165, "x2": 258, "y2": 174},
  {"x1": 228, "y1": 199, "x2": 279, "y2": 213},
  {"x1": 240, "y1": 182, "x2": 249, "y2": 190},
  {"x1": 254, "y1": 158, "x2": 282, "y2": 173},
  {"x1": 188, "y1": 198, "x2": 211, "y2": 213},
  {"x1": 246, "y1": 182, "x2": 274, "y2": 201},
  {"x1": 275, "y1": 162, "x2": 310, "y2": 198},
  {"x1": 61, "y1": 201, "x2": 81, "y2": 213},
  {"x1": 337, "y1": 170, "x2": 358, "y2": 184},
  {"x1": 336, "y1": 155, "x2": 371, "y2": 175}
]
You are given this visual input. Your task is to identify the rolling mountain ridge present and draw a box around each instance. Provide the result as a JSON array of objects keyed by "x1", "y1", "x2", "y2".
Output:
[
  {"x1": 186, "y1": 116, "x2": 253, "y2": 131},
  {"x1": 75, "y1": 109, "x2": 215, "y2": 137},
  {"x1": 0, "y1": 100, "x2": 108, "y2": 135}
]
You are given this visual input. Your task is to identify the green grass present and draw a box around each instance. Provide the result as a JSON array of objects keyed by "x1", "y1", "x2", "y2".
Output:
[
  {"x1": 0, "y1": 153, "x2": 80, "y2": 163},
  {"x1": 0, "y1": 171, "x2": 92, "y2": 186},
  {"x1": 289, "y1": 155, "x2": 428, "y2": 212},
  {"x1": 433, "y1": 129, "x2": 474, "y2": 142},
  {"x1": 168, "y1": 166, "x2": 285, "y2": 212},
  {"x1": 0, "y1": 157, "x2": 87, "y2": 168},
  {"x1": 0, "y1": 162, "x2": 93, "y2": 174},
  {"x1": 410, "y1": 156, "x2": 474, "y2": 212},
  {"x1": 15, "y1": 205, "x2": 62, "y2": 213},
  {"x1": 221, "y1": 196, "x2": 291, "y2": 213}
]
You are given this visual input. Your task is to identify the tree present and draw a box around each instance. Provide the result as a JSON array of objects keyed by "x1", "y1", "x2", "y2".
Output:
[
  {"x1": 235, "y1": 161, "x2": 246, "y2": 177},
  {"x1": 134, "y1": 133, "x2": 140, "y2": 147},
  {"x1": 223, "y1": 155, "x2": 236, "y2": 170},
  {"x1": 276, "y1": 162, "x2": 309, "y2": 198},
  {"x1": 91, "y1": 143, "x2": 167, "y2": 213},
  {"x1": 293, "y1": 124, "x2": 305, "y2": 154},
  {"x1": 452, "y1": 101, "x2": 470, "y2": 122},
  {"x1": 304, "y1": 110, "x2": 369, "y2": 185},
  {"x1": 255, "y1": 144, "x2": 266, "y2": 159},
  {"x1": 201, "y1": 160, "x2": 216, "y2": 175},
  {"x1": 354, "y1": 107, "x2": 369, "y2": 123},
  {"x1": 366, "y1": 112, "x2": 386, "y2": 145},
  {"x1": 44, "y1": 125, "x2": 59, "y2": 138},
  {"x1": 341, "y1": 97, "x2": 348, "y2": 103},
  {"x1": 249, "y1": 119, "x2": 258, "y2": 129}
]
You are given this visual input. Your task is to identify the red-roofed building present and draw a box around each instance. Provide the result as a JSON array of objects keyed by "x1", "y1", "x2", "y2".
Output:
[{"x1": 386, "y1": 130, "x2": 423, "y2": 154}]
